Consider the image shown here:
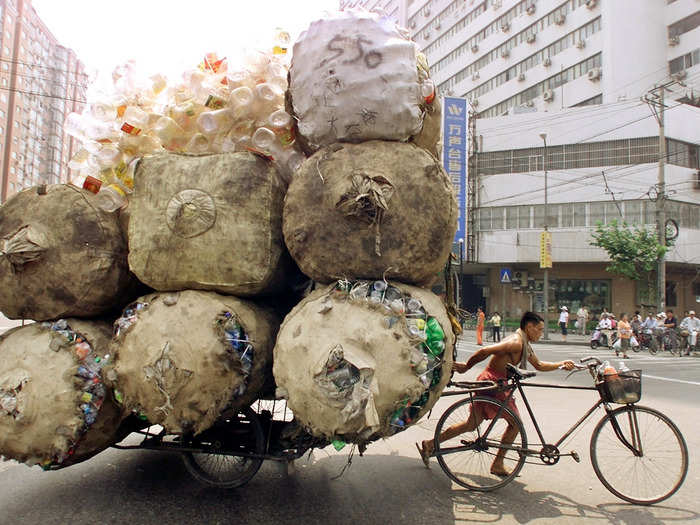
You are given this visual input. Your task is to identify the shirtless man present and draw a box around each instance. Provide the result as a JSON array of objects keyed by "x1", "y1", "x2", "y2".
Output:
[{"x1": 417, "y1": 311, "x2": 575, "y2": 475}]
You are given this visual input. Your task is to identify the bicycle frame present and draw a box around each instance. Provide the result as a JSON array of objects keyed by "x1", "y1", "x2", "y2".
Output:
[{"x1": 453, "y1": 377, "x2": 643, "y2": 459}]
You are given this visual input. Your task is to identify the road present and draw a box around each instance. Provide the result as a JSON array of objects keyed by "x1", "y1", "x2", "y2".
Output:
[{"x1": 0, "y1": 336, "x2": 698, "y2": 524}]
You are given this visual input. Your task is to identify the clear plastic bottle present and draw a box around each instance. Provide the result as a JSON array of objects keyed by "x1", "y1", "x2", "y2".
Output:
[
  {"x1": 185, "y1": 133, "x2": 210, "y2": 153},
  {"x1": 96, "y1": 183, "x2": 128, "y2": 212},
  {"x1": 268, "y1": 109, "x2": 295, "y2": 147},
  {"x1": 154, "y1": 116, "x2": 186, "y2": 149},
  {"x1": 421, "y1": 79, "x2": 436, "y2": 104},
  {"x1": 120, "y1": 106, "x2": 148, "y2": 135},
  {"x1": 197, "y1": 108, "x2": 233, "y2": 135},
  {"x1": 229, "y1": 86, "x2": 255, "y2": 118},
  {"x1": 251, "y1": 126, "x2": 278, "y2": 156},
  {"x1": 254, "y1": 83, "x2": 284, "y2": 113}
]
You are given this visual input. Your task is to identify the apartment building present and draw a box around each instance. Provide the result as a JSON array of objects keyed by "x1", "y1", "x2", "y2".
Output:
[
  {"x1": 338, "y1": 0, "x2": 700, "y2": 317},
  {"x1": 0, "y1": 0, "x2": 87, "y2": 203}
]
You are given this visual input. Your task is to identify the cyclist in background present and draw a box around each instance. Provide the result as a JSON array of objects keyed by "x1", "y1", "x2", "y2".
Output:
[{"x1": 416, "y1": 312, "x2": 575, "y2": 475}]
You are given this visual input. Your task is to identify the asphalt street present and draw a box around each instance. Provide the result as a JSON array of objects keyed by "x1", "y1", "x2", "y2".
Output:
[{"x1": 0, "y1": 332, "x2": 698, "y2": 524}]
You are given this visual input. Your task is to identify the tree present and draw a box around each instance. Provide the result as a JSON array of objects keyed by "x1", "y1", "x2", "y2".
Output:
[{"x1": 589, "y1": 220, "x2": 673, "y2": 305}]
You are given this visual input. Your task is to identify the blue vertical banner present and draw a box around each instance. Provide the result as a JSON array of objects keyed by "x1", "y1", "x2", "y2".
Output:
[{"x1": 442, "y1": 96, "x2": 468, "y2": 258}]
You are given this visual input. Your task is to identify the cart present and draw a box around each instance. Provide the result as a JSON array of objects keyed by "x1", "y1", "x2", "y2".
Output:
[{"x1": 111, "y1": 399, "x2": 329, "y2": 488}]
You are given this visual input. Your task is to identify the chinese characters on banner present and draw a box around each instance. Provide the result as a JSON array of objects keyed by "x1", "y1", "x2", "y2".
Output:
[
  {"x1": 540, "y1": 231, "x2": 552, "y2": 268},
  {"x1": 442, "y1": 97, "x2": 467, "y2": 258}
]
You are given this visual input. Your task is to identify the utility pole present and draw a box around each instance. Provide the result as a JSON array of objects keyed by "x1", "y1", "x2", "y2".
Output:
[
  {"x1": 466, "y1": 107, "x2": 478, "y2": 264},
  {"x1": 643, "y1": 80, "x2": 680, "y2": 312},
  {"x1": 539, "y1": 132, "x2": 550, "y2": 340}
]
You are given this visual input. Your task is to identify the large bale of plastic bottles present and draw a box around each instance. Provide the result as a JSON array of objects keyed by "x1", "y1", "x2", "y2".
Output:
[
  {"x1": 288, "y1": 10, "x2": 436, "y2": 153},
  {"x1": 283, "y1": 141, "x2": 457, "y2": 286},
  {"x1": 0, "y1": 184, "x2": 134, "y2": 321},
  {"x1": 104, "y1": 290, "x2": 279, "y2": 435},
  {"x1": 273, "y1": 280, "x2": 453, "y2": 443},
  {"x1": 0, "y1": 319, "x2": 124, "y2": 468},
  {"x1": 127, "y1": 151, "x2": 291, "y2": 296}
]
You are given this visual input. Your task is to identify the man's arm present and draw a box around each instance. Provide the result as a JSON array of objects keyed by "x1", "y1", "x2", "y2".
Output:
[
  {"x1": 528, "y1": 349, "x2": 575, "y2": 371},
  {"x1": 453, "y1": 338, "x2": 521, "y2": 373}
]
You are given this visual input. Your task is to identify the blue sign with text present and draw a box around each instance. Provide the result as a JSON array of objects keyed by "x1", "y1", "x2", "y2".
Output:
[{"x1": 442, "y1": 96, "x2": 467, "y2": 259}]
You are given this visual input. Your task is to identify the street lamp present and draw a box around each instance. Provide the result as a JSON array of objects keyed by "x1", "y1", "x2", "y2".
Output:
[{"x1": 539, "y1": 131, "x2": 549, "y2": 341}]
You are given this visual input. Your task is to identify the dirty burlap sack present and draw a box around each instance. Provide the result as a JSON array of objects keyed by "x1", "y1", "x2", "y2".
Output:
[
  {"x1": 128, "y1": 152, "x2": 291, "y2": 296},
  {"x1": 288, "y1": 10, "x2": 438, "y2": 154},
  {"x1": 283, "y1": 141, "x2": 457, "y2": 286},
  {"x1": 0, "y1": 185, "x2": 133, "y2": 321},
  {"x1": 273, "y1": 281, "x2": 454, "y2": 443},
  {"x1": 105, "y1": 290, "x2": 278, "y2": 435},
  {"x1": 0, "y1": 319, "x2": 123, "y2": 468}
]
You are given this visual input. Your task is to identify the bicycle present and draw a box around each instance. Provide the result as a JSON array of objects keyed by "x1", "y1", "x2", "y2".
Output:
[
  {"x1": 649, "y1": 327, "x2": 680, "y2": 356},
  {"x1": 433, "y1": 358, "x2": 688, "y2": 505}
]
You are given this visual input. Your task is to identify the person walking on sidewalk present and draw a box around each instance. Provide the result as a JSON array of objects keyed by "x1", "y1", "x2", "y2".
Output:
[
  {"x1": 559, "y1": 306, "x2": 569, "y2": 342},
  {"x1": 416, "y1": 311, "x2": 575, "y2": 474},
  {"x1": 476, "y1": 307, "x2": 485, "y2": 345},
  {"x1": 490, "y1": 312, "x2": 502, "y2": 342},
  {"x1": 576, "y1": 305, "x2": 589, "y2": 335},
  {"x1": 616, "y1": 313, "x2": 632, "y2": 359}
]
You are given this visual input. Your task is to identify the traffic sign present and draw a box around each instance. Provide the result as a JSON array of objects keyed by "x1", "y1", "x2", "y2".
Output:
[{"x1": 500, "y1": 268, "x2": 512, "y2": 284}]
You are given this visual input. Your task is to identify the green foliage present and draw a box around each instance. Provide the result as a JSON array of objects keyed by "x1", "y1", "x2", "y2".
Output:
[{"x1": 589, "y1": 220, "x2": 671, "y2": 281}]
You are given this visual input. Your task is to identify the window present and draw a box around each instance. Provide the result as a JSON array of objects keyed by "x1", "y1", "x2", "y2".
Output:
[
  {"x1": 533, "y1": 205, "x2": 545, "y2": 229},
  {"x1": 553, "y1": 279, "x2": 611, "y2": 316},
  {"x1": 573, "y1": 203, "x2": 586, "y2": 227},
  {"x1": 519, "y1": 206, "x2": 531, "y2": 229},
  {"x1": 624, "y1": 201, "x2": 641, "y2": 225},
  {"x1": 506, "y1": 206, "x2": 518, "y2": 229},
  {"x1": 561, "y1": 204, "x2": 573, "y2": 228},
  {"x1": 479, "y1": 208, "x2": 491, "y2": 230},
  {"x1": 590, "y1": 202, "x2": 605, "y2": 225},
  {"x1": 668, "y1": 11, "x2": 700, "y2": 38}
]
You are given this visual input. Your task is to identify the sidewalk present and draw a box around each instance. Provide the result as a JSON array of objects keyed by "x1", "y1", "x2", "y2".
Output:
[{"x1": 459, "y1": 327, "x2": 591, "y2": 346}]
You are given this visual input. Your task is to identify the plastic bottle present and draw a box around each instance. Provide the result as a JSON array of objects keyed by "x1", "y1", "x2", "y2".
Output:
[
  {"x1": 229, "y1": 86, "x2": 255, "y2": 119},
  {"x1": 251, "y1": 126, "x2": 278, "y2": 156},
  {"x1": 120, "y1": 106, "x2": 148, "y2": 135},
  {"x1": 197, "y1": 108, "x2": 234, "y2": 135},
  {"x1": 154, "y1": 116, "x2": 186, "y2": 150},
  {"x1": 421, "y1": 79, "x2": 436, "y2": 104},
  {"x1": 95, "y1": 183, "x2": 127, "y2": 212},
  {"x1": 254, "y1": 83, "x2": 284, "y2": 113},
  {"x1": 185, "y1": 133, "x2": 211, "y2": 153},
  {"x1": 268, "y1": 109, "x2": 295, "y2": 147}
]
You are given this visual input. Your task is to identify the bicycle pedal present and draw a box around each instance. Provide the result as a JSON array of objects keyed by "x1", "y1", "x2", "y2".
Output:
[{"x1": 570, "y1": 450, "x2": 580, "y2": 463}]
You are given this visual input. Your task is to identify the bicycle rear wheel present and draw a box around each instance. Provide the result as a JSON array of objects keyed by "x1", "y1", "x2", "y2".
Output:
[
  {"x1": 434, "y1": 396, "x2": 527, "y2": 491},
  {"x1": 590, "y1": 405, "x2": 688, "y2": 505}
]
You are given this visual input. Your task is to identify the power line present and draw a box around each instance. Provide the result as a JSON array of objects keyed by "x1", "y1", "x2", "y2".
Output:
[
  {"x1": 0, "y1": 85, "x2": 86, "y2": 105},
  {"x1": 0, "y1": 56, "x2": 90, "y2": 79}
]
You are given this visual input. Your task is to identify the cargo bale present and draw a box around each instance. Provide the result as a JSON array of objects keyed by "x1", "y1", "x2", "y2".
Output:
[
  {"x1": 0, "y1": 319, "x2": 123, "y2": 468},
  {"x1": 127, "y1": 152, "x2": 292, "y2": 296},
  {"x1": 273, "y1": 280, "x2": 454, "y2": 444},
  {"x1": 283, "y1": 141, "x2": 457, "y2": 286},
  {"x1": 105, "y1": 290, "x2": 278, "y2": 435},
  {"x1": 0, "y1": 184, "x2": 133, "y2": 321}
]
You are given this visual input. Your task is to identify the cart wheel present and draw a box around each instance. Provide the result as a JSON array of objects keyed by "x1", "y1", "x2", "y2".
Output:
[
  {"x1": 590, "y1": 341, "x2": 599, "y2": 349},
  {"x1": 182, "y1": 406, "x2": 265, "y2": 489}
]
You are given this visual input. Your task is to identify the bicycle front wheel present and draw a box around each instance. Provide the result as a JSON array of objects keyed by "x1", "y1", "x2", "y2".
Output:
[
  {"x1": 434, "y1": 396, "x2": 527, "y2": 491},
  {"x1": 590, "y1": 405, "x2": 688, "y2": 505}
]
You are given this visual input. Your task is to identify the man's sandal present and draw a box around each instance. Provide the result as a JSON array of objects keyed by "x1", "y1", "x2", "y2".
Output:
[{"x1": 415, "y1": 442, "x2": 430, "y2": 468}]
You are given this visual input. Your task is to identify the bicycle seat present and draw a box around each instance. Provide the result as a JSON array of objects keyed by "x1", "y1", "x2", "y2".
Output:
[{"x1": 506, "y1": 363, "x2": 537, "y2": 380}]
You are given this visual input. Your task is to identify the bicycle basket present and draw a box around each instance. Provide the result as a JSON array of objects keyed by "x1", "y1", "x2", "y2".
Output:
[{"x1": 597, "y1": 370, "x2": 642, "y2": 404}]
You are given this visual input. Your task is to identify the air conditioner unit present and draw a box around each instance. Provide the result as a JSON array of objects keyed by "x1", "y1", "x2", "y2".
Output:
[
  {"x1": 669, "y1": 35, "x2": 680, "y2": 46},
  {"x1": 525, "y1": 100, "x2": 535, "y2": 107},
  {"x1": 526, "y1": 34, "x2": 537, "y2": 43},
  {"x1": 695, "y1": 170, "x2": 700, "y2": 190},
  {"x1": 435, "y1": 22, "x2": 441, "y2": 30},
  {"x1": 471, "y1": 98, "x2": 479, "y2": 107},
  {"x1": 471, "y1": 44, "x2": 479, "y2": 53},
  {"x1": 501, "y1": 48, "x2": 510, "y2": 58},
  {"x1": 526, "y1": 4, "x2": 536, "y2": 15},
  {"x1": 554, "y1": 13, "x2": 566, "y2": 25},
  {"x1": 586, "y1": 0, "x2": 598, "y2": 8},
  {"x1": 543, "y1": 89, "x2": 554, "y2": 102},
  {"x1": 424, "y1": 32, "x2": 430, "y2": 39},
  {"x1": 409, "y1": 20, "x2": 416, "y2": 29},
  {"x1": 492, "y1": 0, "x2": 502, "y2": 10},
  {"x1": 543, "y1": 57, "x2": 552, "y2": 67},
  {"x1": 513, "y1": 271, "x2": 528, "y2": 286},
  {"x1": 472, "y1": 73, "x2": 480, "y2": 81},
  {"x1": 587, "y1": 67, "x2": 601, "y2": 81},
  {"x1": 576, "y1": 40, "x2": 586, "y2": 49},
  {"x1": 673, "y1": 70, "x2": 687, "y2": 80},
  {"x1": 501, "y1": 22, "x2": 510, "y2": 33},
  {"x1": 518, "y1": 73, "x2": 526, "y2": 81},
  {"x1": 424, "y1": 8, "x2": 430, "y2": 16}
]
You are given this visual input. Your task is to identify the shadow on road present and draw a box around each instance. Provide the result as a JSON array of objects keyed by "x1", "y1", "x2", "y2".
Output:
[{"x1": 0, "y1": 449, "x2": 696, "y2": 525}]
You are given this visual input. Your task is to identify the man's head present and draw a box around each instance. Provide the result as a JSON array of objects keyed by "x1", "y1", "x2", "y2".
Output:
[
  {"x1": 646, "y1": 312, "x2": 654, "y2": 319},
  {"x1": 666, "y1": 309, "x2": 673, "y2": 317},
  {"x1": 478, "y1": 306, "x2": 483, "y2": 313},
  {"x1": 690, "y1": 310, "x2": 696, "y2": 318},
  {"x1": 520, "y1": 311, "x2": 544, "y2": 342}
]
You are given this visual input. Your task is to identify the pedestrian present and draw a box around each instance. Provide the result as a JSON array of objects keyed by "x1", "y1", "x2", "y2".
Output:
[
  {"x1": 616, "y1": 313, "x2": 632, "y2": 359},
  {"x1": 576, "y1": 305, "x2": 588, "y2": 336},
  {"x1": 559, "y1": 306, "x2": 569, "y2": 342},
  {"x1": 490, "y1": 311, "x2": 502, "y2": 342},
  {"x1": 664, "y1": 310, "x2": 679, "y2": 348},
  {"x1": 680, "y1": 310, "x2": 700, "y2": 354},
  {"x1": 416, "y1": 311, "x2": 575, "y2": 472},
  {"x1": 476, "y1": 307, "x2": 485, "y2": 345}
]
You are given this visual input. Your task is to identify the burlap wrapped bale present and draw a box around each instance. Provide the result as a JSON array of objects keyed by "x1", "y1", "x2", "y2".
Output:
[
  {"x1": 0, "y1": 319, "x2": 123, "y2": 468},
  {"x1": 105, "y1": 290, "x2": 278, "y2": 435},
  {"x1": 413, "y1": 95, "x2": 441, "y2": 159},
  {"x1": 273, "y1": 281, "x2": 454, "y2": 443},
  {"x1": 289, "y1": 10, "x2": 437, "y2": 153},
  {"x1": 127, "y1": 152, "x2": 291, "y2": 296},
  {"x1": 283, "y1": 141, "x2": 457, "y2": 286},
  {"x1": 0, "y1": 184, "x2": 133, "y2": 321}
]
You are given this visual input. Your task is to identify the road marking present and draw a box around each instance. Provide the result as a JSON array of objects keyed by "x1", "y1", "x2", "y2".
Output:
[{"x1": 642, "y1": 374, "x2": 700, "y2": 386}]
